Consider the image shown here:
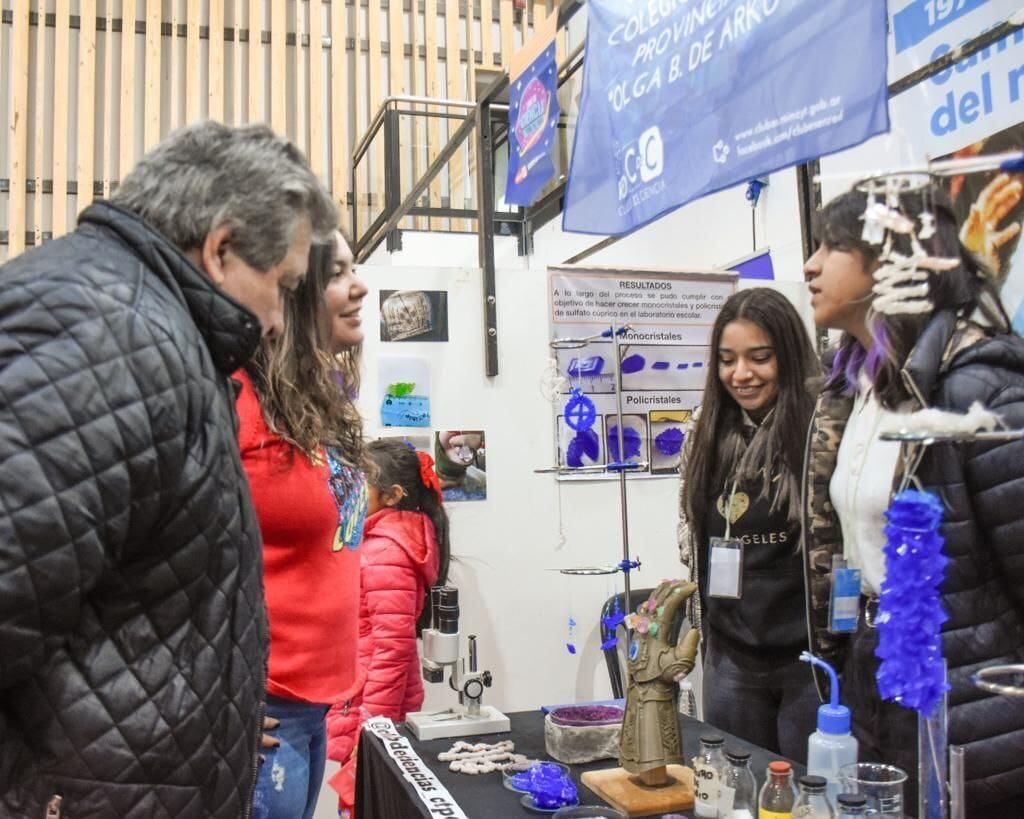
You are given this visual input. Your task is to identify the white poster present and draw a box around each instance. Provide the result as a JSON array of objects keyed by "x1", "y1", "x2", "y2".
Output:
[
  {"x1": 883, "y1": 2, "x2": 1024, "y2": 328},
  {"x1": 887, "y1": 0, "x2": 1024, "y2": 158},
  {"x1": 549, "y1": 266, "x2": 737, "y2": 479}
]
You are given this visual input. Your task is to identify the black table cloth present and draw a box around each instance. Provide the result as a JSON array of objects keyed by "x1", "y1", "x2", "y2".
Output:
[{"x1": 355, "y1": 710, "x2": 802, "y2": 818}]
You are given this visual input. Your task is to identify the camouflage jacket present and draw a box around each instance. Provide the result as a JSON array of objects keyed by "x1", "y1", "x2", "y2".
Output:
[{"x1": 801, "y1": 311, "x2": 988, "y2": 696}]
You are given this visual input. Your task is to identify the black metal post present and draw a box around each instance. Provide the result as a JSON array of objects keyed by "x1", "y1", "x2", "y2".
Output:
[
  {"x1": 383, "y1": 108, "x2": 403, "y2": 253},
  {"x1": 477, "y1": 100, "x2": 500, "y2": 377}
]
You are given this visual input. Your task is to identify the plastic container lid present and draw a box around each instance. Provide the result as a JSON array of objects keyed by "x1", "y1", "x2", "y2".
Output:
[
  {"x1": 725, "y1": 748, "x2": 750, "y2": 763},
  {"x1": 817, "y1": 702, "x2": 852, "y2": 735},
  {"x1": 798, "y1": 774, "x2": 828, "y2": 790},
  {"x1": 700, "y1": 734, "x2": 724, "y2": 746},
  {"x1": 837, "y1": 793, "x2": 868, "y2": 806}
]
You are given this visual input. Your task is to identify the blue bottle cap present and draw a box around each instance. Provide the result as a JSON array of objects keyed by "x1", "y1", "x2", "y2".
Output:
[{"x1": 817, "y1": 702, "x2": 851, "y2": 735}]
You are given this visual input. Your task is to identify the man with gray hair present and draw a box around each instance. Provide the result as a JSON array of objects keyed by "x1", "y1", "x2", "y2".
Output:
[{"x1": 0, "y1": 121, "x2": 337, "y2": 818}]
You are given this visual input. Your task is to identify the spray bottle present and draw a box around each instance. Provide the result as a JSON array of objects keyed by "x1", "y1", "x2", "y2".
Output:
[{"x1": 800, "y1": 651, "x2": 858, "y2": 801}]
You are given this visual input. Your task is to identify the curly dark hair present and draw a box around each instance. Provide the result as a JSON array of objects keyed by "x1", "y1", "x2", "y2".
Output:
[{"x1": 248, "y1": 232, "x2": 366, "y2": 466}]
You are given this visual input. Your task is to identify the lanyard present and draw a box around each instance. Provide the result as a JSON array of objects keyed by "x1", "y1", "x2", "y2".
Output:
[{"x1": 723, "y1": 480, "x2": 739, "y2": 540}]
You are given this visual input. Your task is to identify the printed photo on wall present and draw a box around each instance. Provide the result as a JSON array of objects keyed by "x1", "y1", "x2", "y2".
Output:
[
  {"x1": 378, "y1": 357, "x2": 431, "y2": 428},
  {"x1": 434, "y1": 431, "x2": 486, "y2": 502},
  {"x1": 649, "y1": 410, "x2": 692, "y2": 475},
  {"x1": 379, "y1": 290, "x2": 450, "y2": 342},
  {"x1": 940, "y1": 124, "x2": 1024, "y2": 333},
  {"x1": 603, "y1": 413, "x2": 648, "y2": 470},
  {"x1": 378, "y1": 433, "x2": 433, "y2": 454},
  {"x1": 557, "y1": 414, "x2": 604, "y2": 470}
]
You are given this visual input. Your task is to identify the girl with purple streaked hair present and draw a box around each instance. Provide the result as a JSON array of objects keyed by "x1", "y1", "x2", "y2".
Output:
[{"x1": 801, "y1": 188, "x2": 1024, "y2": 814}]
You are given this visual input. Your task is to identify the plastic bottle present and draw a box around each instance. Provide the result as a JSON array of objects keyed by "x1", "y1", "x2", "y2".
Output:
[
  {"x1": 835, "y1": 793, "x2": 868, "y2": 817},
  {"x1": 793, "y1": 774, "x2": 835, "y2": 818},
  {"x1": 800, "y1": 652, "x2": 858, "y2": 801},
  {"x1": 720, "y1": 748, "x2": 757, "y2": 819},
  {"x1": 680, "y1": 679, "x2": 698, "y2": 718},
  {"x1": 693, "y1": 734, "x2": 727, "y2": 818},
  {"x1": 758, "y1": 761, "x2": 796, "y2": 818}
]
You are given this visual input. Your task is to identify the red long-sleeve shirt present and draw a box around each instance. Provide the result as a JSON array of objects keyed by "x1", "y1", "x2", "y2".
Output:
[{"x1": 235, "y1": 369, "x2": 366, "y2": 705}]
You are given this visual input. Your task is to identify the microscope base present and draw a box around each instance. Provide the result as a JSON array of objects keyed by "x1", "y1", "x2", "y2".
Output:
[{"x1": 405, "y1": 705, "x2": 511, "y2": 741}]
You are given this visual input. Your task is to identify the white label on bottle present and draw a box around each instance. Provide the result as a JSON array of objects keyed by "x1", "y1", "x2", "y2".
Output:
[
  {"x1": 718, "y1": 784, "x2": 736, "y2": 814},
  {"x1": 693, "y1": 760, "x2": 719, "y2": 817}
]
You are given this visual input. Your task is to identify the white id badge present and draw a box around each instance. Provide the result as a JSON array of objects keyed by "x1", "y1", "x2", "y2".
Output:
[{"x1": 708, "y1": 537, "x2": 743, "y2": 599}]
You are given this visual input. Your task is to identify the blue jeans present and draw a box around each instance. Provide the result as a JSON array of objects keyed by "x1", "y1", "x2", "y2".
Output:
[
  {"x1": 702, "y1": 633, "x2": 819, "y2": 764},
  {"x1": 253, "y1": 694, "x2": 330, "y2": 819}
]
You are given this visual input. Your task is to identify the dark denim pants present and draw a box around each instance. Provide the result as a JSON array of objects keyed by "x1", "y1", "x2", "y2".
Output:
[
  {"x1": 702, "y1": 633, "x2": 820, "y2": 764},
  {"x1": 842, "y1": 617, "x2": 919, "y2": 815},
  {"x1": 253, "y1": 694, "x2": 330, "y2": 819}
]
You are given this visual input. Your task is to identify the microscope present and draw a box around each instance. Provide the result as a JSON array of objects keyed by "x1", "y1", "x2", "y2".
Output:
[{"x1": 405, "y1": 586, "x2": 511, "y2": 740}]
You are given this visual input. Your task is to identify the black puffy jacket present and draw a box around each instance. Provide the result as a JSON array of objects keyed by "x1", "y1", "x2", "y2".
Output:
[
  {"x1": 0, "y1": 202, "x2": 267, "y2": 818},
  {"x1": 803, "y1": 310, "x2": 1024, "y2": 808}
]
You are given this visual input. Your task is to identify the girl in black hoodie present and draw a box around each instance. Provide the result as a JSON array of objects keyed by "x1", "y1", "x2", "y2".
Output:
[{"x1": 678, "y1": 287, "x2": 819, "y2": 762}]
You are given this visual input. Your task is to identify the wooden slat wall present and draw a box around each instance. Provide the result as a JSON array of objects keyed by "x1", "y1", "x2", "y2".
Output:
[
  {"x1": 248, "y1": 0, "x2": 261, "y2": 123},
  {"x1": 233, "y1": 0, "x2": 244, "y2": 124},
  {"x1": 102, "y1": 2, "x2": 114, "y2": 200},
  {"x1": 32, "y1": 0, "x2": 45, "y2": 244},
  {"x1": 270, "y1": 0, "x2": 286, "y2": 132},
  {"x1": 444, "y1": 0, "x2": 463, "y2": 229},
  {"x1": 1, "y1": 0, "x2": 537, "y2": 257},
  {"x1": 168, "y1": 0, "x2": 180, "y2": 130},
  {"x1": 76, "y1": 0, "x2": 96, "y2": 213},
  {"x1": 408, "y1": 0, "x2": 423, "y2": 230},
  {"x1": 51, "y1": 1, "x2": 70, "y2": 236},
  {"x1": 424, "y1": 0, "x2": 441, "y2": 232},
  {"x1": 208, "y1": 0, "x2": 224, "y2": 123},
  {"x1": 330, "y1": 0, "x2": 348, "y2": 218},
  {"x1": 367, "y1": 0, "x2": 382, "y2": 225},
  {"x1": 8, "y1": 0, "x2": 29, "y2": 255},
  {"x1": 186, "y1": 0, "x2": 200, "y2": 125},
  {"x1": 121, "y1": 0, "x2": 137, "y2": 177},
  {"x1": 308, "y1": 0, "x2": 324, "y2": 180},
  {"x1": 143, "y1": 1, "x2": 161, "y2": 151}
]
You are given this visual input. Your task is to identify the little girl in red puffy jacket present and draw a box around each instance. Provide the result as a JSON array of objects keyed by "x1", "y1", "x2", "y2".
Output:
[{"x1": 326, "y1": 439, "x2": 450, "y2": 815}]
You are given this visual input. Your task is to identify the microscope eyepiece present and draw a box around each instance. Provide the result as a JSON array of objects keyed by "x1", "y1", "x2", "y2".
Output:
[{"x1": 432, "y1": 585, "x2": 459, "y2": 634}]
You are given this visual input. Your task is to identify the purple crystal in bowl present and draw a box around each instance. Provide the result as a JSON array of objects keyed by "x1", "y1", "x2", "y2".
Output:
[{"x1": 549, "y1": 705, "x2": 624, "y2": 727}]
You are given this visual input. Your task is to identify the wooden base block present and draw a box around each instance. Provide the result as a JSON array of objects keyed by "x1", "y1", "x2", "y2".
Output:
[{"x1": 581, "y1": 765, "x2": 695, "y2": 817}]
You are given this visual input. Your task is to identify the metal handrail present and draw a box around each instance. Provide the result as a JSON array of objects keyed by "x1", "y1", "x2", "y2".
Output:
[
  {"x1": 352, "y1": 95, "x2": 476, "y2": 165},
  {"x1": 354, "y1": 107, "x2": 479, "y2": 261}
]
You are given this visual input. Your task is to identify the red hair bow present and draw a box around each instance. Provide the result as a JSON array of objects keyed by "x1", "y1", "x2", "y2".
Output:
[{"x1": 415, "y1": 451, "x2": 444, "y2": 504}]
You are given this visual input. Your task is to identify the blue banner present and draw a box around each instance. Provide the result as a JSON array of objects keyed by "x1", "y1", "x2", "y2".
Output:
[
  {"x1": 505, "y1": 41, "x2": 560, "y2": 206},
  {"x1": 563, "y1": 0, "x2": 890, "y2": 236},
  {"x1": 729, "y1": 250, "x2": 774, "y2": 280}
]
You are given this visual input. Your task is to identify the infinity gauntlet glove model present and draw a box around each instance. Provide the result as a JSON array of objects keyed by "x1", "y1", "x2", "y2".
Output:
[{"x1": 619, "y1": 580, "x2": 700, "y2": 785}]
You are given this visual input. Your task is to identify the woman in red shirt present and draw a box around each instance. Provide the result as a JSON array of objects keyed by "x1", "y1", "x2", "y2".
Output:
[{"x1": 243, "y1": 230, "x2": 369, "y2": 819}]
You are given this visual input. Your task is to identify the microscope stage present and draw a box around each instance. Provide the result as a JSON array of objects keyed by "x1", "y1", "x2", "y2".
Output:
[{"x1": 405, "y1": 705, "x2": 511, "y2": 741}]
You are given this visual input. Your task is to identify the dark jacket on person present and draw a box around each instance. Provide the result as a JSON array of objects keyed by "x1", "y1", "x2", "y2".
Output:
[
  {"x1": 802, "y1": 310, "x2": 1024, "y2": 808},
  {"x1": 0, "y1": 202, "x2": 267, "y2": 818}
]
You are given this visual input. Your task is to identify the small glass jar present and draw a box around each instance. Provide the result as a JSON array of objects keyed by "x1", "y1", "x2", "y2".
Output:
[
  {"x1": 720, "y1": 748, "x2": 757, "y2": 818},
  {"x1": 758, "y1": 760, "x2": 796, "y2": 818},
  {"x1": 794, "y1": 775, "x2": 835, "y2": 818},
  {"x1": 835, "y1": 793, "x2": 868, "y2": 817},
  {"x1": 693, "y1": 734, "x2": 727, "y2": 818}
]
